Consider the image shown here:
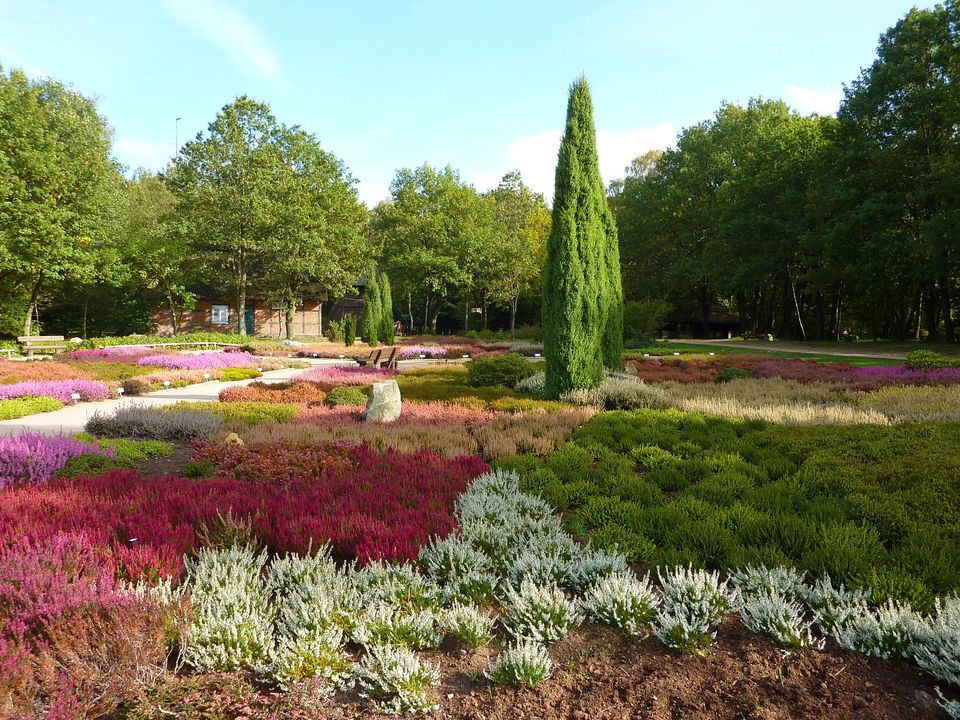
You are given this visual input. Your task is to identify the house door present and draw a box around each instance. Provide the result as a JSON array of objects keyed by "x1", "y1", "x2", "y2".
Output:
[{"x1": 244, "y1": 303, "x2": 255, "y2": 335}]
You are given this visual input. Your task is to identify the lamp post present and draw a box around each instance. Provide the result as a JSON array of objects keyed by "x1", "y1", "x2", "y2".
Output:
[{"x1": 174, "y1": 117, "x2": 182, "y2": 158}]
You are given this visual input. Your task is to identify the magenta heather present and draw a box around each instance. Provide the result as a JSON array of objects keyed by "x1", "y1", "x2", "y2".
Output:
[
  {"x1": 0, "y1": 379, "x2": 109, "y2": 403},
  {"x1": 0, "y1": 433, "x2": 113, "y2": 488},
  {"x1": 136, "y1": 351, "x2": 261, "y2": 370}
]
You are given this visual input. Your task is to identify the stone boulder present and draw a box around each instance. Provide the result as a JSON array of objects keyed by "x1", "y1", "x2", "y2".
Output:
[{"x1": 363, "y1": 379, "x2": 402, "y2": 423}]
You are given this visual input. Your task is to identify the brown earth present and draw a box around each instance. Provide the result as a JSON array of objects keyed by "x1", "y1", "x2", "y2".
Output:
[
  {"x1": 135, "y1": 443, "x2": 194, "y2": 477},
  {"x1": 130, "y1": 622, "x2": 951, "y2": 720}
]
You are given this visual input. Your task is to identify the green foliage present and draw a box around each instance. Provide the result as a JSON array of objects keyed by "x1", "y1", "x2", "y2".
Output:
[
  {"x1": 0, "y1": 396, "x2": 63, "y2": 420},
  {"x1": 623, "y1": 299, "x2": 671, "y2": 342},
  {"x1": 183, "y1": 460, "x2": 216, "y2": 479},
  {"x1": 467, "y1": 353, "x2": 537, "y2": 388},
  {"x1": 543, "y1": 78, "x2": 613, "y2": 397},
  {"x1": 326, "y1": 318, "x2": 343, "y2": 343},
  {"x1": 394, "y1": 366, "x2": 522, "y2": 406},
  {"x1": 905, "y1": 350, "x2": 955, "y2": 370},
  {"x1": 362, "y1": 268, "x2": 380, "y2": 346},
  {"x1": 170, "y1": 401, "x2": 300, "y2": 425},
  {"x1": 714, "y1": 367, "x2": 753, "y2": 383},
  {"x1": 342, "y1": 313, "x2": 356, "y2": 347},
  {"x1": 219, "y1": 367, "x2": 262, "y2": 382},
  {"x1": 324, "y1": 386, "x2": 368, "y2": 407},
  {"x1": 503, "y1": 410, "x2": 960, "y2": 604},
  {"x1": 56, "y1": 453, "x2": 129, "y2": 478}
]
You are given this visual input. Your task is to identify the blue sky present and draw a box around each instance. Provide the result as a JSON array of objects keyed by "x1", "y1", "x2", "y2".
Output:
[{"x1": 0, "y1": 0, "x2": 927, "y2": 205}]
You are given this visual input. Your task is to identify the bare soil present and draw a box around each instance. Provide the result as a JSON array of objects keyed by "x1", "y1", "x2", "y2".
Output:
[
  {"x1": 135, "y1": 444, "x2": 194, "y2": 477},
  {"x1": 392, "y1": 622, "x2": 948, "y2": 720}
]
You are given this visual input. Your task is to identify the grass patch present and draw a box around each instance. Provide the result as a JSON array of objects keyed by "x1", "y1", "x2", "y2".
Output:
[
  {"x1": 0, "y1": 396, "x2": 63, "y2": 420},
  {"x1": 168, "y1": 400, "x2": 300, "y2": 425},
  {"x1": 395, "y1": 366, "x2": 523, "y2": 406},
  {"x1": 494, "y1": 409, "x2": 960, "y2": 611}
]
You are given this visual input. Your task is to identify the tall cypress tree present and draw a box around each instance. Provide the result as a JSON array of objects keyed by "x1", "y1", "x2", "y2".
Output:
[
  {"x1": 379, "y1": 271, "x2": 395, "y2": 345},
  {"x1": 362, "y1": 268, "x2": 381, "y2": 346},
  {"x1": 543, "y1": 77, "x2": 614, "y2": 397}
]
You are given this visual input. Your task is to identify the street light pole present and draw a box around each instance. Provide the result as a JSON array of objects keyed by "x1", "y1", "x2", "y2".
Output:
[{"x1": 175, "y1": 117, "x2": 183, "y2": 158}]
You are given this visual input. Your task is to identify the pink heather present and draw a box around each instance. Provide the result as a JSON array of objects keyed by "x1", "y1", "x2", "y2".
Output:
[
  {"x1": 0, "y1": 379, "x2": 109, "y2": 403},
  {"x1": 137, "y1": 351, "x2": 261, "y2": 370},
  {"x1": 0, "y1": 433, "x2": 113, "y2": 488}
]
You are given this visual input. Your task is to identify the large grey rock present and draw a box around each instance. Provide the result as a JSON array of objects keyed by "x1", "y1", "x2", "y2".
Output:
[{"x1": 363, "y1": 379, "x2": 402, "y2": 423}]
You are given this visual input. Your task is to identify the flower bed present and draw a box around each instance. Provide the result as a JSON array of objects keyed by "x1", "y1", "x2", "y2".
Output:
[
  {"x1": 300, "y1": 365, "x2": 397, "y2": 386},
  {"x1": 0, "y1": 445, "x2": 487, "y2": 579},
  {"x1": 137, "y1": 351, "x2": 262, "y2": 370},
  {"x1": 0, "y1": 433, "x2": 113, "y2": 488},
  {"x1": 219, "y1": 380, "x2": 328, "y2": 405},
  {"x1": 0, "y1": 379, "x2": 110, "y2": 403},
  {"x1": 0, "y1": 361, "x2": 93, "y2": 384},
  {"x1": 66, "y1": 345, "x2": 166, "y2": 362},
  {"x1": 400, "y1": 344, "x2": 449, "y2": 359}
]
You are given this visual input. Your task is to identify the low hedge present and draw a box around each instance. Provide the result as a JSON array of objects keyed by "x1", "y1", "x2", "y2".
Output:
[
  {"x1": 169, "y1": 400, "x2": 300, "y2": 425},
  {"x1": 494, "y1": 409, "x2": 960, "y2": 611},
  {"x1": 467, "y1": 353, "x2": 537, "y2": 388}
]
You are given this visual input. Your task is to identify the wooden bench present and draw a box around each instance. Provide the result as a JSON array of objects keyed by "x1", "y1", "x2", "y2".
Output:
[
  {"x1": 378, "y1": 347, "x2": 399, "y2": 370},
  {"x1": 357, "y1": 348, "x2": 383, "y2": 367},
  {"x1": 18, "y1": 335, "x2": 67, "y2": 357}
]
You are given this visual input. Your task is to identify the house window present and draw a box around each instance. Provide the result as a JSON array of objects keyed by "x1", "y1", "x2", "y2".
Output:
[{"x1": 211, "y1": 304, "x2": 229, "y2": 325}]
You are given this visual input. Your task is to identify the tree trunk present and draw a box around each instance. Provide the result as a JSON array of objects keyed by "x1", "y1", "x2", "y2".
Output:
[
  {"x1": 423, "y1": 293, "x2": 430, "y2": 335},
  {"x1": 463, "y1": 299, "x2": 470, "y2": 334},
  {"x1": 167, "y1": 292, "x2": 180, "y2": 335},
  {"x1": 924, "y1": 286, "x2": 939, "y2": 340},
  {"x1": 510, "y1": 295, "x2": 519, "y2": 339},
  {"x1": 431, "y1": 312, "x2": 439, "y2": 334},
  {"x1": 82, "y1": 296, "x2": 89, "y2": 339},
  {"x1": 22, "y1": 272, "x2": 43, "y2": 337},
  {"x1": 285, "y1": 304, "x2": 294, "y2": 340},
  {"x1": 787, "y1": 266, "x2": 806, "y2": 341},
  {"x1": 940, "y1": 276, "x2": 955, "y2": 343},
  {"x1": 236, "y1": 269, "x2": 247, "y2": 336},
  {"x1": 407, "y1": 292, "x2": 414, "y2": 334}
]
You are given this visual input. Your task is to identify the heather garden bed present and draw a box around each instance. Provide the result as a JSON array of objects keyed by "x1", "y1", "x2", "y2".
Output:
[{"x1": 0, "y1": 351, "x2": 958, "y2": 719}]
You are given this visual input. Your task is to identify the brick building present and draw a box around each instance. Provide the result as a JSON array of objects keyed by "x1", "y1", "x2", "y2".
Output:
[{"x1": 150, "y1": 282, "x2": 366, "y2": 337}]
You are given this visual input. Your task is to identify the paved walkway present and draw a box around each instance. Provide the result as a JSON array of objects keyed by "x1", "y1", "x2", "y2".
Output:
[
  {"x1": 669, "y1": 338, "x2": 907, "y2": 360},
  {"x1": 0, "y1": 359, "x2": 350, "y2": 437}
]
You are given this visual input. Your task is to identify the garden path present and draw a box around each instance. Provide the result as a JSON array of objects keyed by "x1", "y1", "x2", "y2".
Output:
[
  {"x1": 0, "y1": 359, "x2": 351, "y2": 437},
  {"x1": 670, "y1": 338, "x2": 907, "y2": 359}
]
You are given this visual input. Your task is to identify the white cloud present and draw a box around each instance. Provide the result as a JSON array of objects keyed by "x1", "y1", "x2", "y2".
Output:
[
  {"x1": 784, "y1": 84, "x2": 843, "y2": 116},
  {"x1": 161, "y1": 0, "x2": 282, "y2": 84},
  {"x1": 113, "y1": 135, "x2": 175, "y2": 172},
  {"x1": 473, "y1": 123, "x2": 676, "y2": 201},
  {"x1": 356, "y1": 181, "x2": 391, "y2": 208}
]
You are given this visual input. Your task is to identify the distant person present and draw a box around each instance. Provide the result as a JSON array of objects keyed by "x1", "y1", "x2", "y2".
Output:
[{"x1": 395, "y1": 320, "x2": 403, "y2": 337}]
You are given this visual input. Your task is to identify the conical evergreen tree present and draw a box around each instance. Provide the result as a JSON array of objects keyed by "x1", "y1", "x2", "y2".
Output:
[
  {"x1": 362, "y1": 268, "x2": 381, "y2": 346},
  {"x1": 543, "y1": 76, "x2": 617, "y2": 397},
  {"x1": 379, "y1": 271, "x2": 395, "y2": 345}
]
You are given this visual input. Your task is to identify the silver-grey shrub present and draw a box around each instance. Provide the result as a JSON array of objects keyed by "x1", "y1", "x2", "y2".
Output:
[
  {"x1": 357, "y1": 645, "x2": 440, "y2": 715},
  {"x1": 582, "y1": 572, "x2": 660, "y2": 636},
  {"x1": 86, "y1": 404, "x2": 223, "y2": 441},
  {"x1": 738, "y1": 590, "x2": 824, "y2": 651},
  {"x1": 442, "y1": 604, "x2": 495, "y2": 648},
  {"x1": 729, "y1": 565, "x2": 806, "y2": 604},
  {"x1": 486, "y1": 640, "x2": 552, "y2": 689},
  {"x1": 835, "y1": 599, "x2": 926, "y2": 661},
  {"x1": 562, "y1": 376, "x2": 665, "y2": 410},
  {"x1": 915, "y1": 595, "x2": 960, "y2": 686},
  {"x1": 182, "y1": 545, "x2": 274, "y2": 672},
  {"x1": 503, "y1": 579, "x2": 582, "y2": 644},
  {"x1": 803, "y1": 575, "x2": 870, "y2": 637}
]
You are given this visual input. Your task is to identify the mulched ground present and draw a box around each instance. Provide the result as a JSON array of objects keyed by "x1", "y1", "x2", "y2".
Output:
[{"x1": 135, "y1": 443, "x2": 194, "y2": 477}]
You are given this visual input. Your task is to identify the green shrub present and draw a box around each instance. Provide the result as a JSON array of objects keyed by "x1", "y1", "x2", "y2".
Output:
[
  {"x1": 0, "y1": 396, "x2": 63, "y2": 420},
  {"x1": 183, "y1": 459, "x2": 216, "y2": 479},
  {"x1": 219, "y1": 367, "x2": 262, "y2": 382},
  {"x1": 342, "y1": 314, "x2": 356, "y2": 347},
  {"x1": 623, "y1": 298, "x2": 670, "y2": 341},
  {"x1": 714, "y1": 367, "x2": 753, "y2": 383},
  {"x1": 326, "y1": 318, "x2": 343, "y2": 343},
  {"x1": 904, "y1": 349, "x2": 952, "y2": 370},
  {"x1": 467, "y1": 353, "x2": 537, "y2": 388},
  {"x1": 170, "y1": 401, "x2": 299, "y2": 425},
  {"x1": 324, "y1": 386, "x2": 368, "y2": 407},
  {"x1": 55, "y1": 453, "x2": 129, "y2": 478}
]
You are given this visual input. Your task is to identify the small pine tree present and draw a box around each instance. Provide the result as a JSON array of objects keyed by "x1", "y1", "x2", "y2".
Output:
[
  {"x1": 362, "y1": 269, "x2": 381, "y2": 346},
  {"x1": 379, "y1": 272, "x2": 395, "y2": 345},
  {"x1": 342, "y1": 313, "x2": 356, "y2": 347},
  {"x1": 543, "y1": 76, "x2": 612, "y2": 397}
]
